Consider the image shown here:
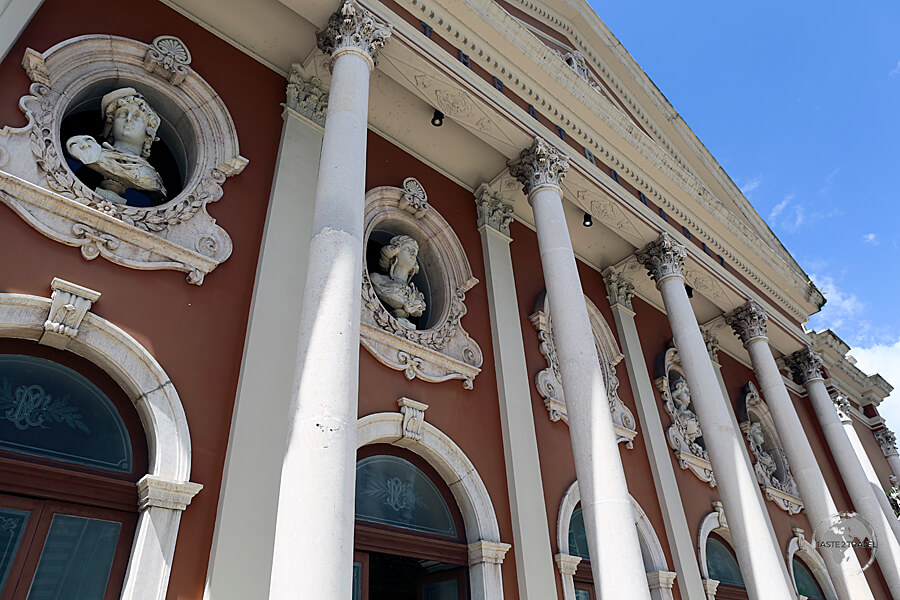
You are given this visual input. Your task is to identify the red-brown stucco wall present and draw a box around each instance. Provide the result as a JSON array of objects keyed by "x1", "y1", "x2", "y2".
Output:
[{"x1": 0, "y1": 0, "x2": 285, "y2": 597}]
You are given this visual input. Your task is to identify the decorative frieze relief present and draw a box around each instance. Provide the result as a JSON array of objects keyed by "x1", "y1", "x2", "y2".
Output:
[
  {"x1": 317, "y1": 0, "x2": 391, "y2": 65},
  {"x1": 507, "y1": 137, "x2": 569, "y2": 196},
  {"x1": 0, "y1": 34, "x2": 248, "y2": 284},
  {"x1": 39, "y1": 278, "x2": 101, "y2": 350},
  {"x1": 530, "y1": 292, "x2": 637, "y2": 448},
  {"x1": 739, "y1": 382, "x2": 803, "y2": 514},
  {"x1": 875, "y1": 428, "x2": 899, "y2": 458},
  {"x1": 361, "y1": 178, "x2": 483, "y2": 388},
  {"x1": 636, "y1": 232, "x2": 686, "y2": 284},
  {"x1": 655, "y1": 344, "x2": 715, "y2": 486},
  {"x1": 286, "y1": 64, "x2": 329, "y2": 126}
]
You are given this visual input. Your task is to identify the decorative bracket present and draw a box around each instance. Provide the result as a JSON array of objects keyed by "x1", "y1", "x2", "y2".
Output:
[
  {"x1": 397, "y1": 396, "x2": 428, "y2": 446},
  {"x1": 39, "y1": 278, "x2": 101, "y2": 350}
]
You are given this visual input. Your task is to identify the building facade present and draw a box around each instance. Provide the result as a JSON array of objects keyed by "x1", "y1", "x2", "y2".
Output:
[{"x1": 0, "y1": 0, "x2": 898, "y2": 599}]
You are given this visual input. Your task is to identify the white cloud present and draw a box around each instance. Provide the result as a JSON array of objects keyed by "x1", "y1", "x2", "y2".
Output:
[
  {"x1": 741, "y1": 176, "x2": 762, "y2": 195},
  {"x1": 807, "y1": 273, "x2": 864, "y2": 331},
  {"x1": 851, "y1": 340, "x2": 900, "y2": 440},
  {"x1": 863, "y1": 233, "x2": 879, "y2": 245},
  {"x1": 769, "y1": 194, "x2": 793, "y2": 220},
  {"x1": 890, "y1": 60, "x2": 900, "y2": 77}
]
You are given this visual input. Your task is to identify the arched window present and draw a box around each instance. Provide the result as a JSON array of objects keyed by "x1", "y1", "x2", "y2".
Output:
[
  {"x1": 706, "y1": 534, "x2": 747, "y2": 599},
  {"x1": 793, "y1": 557, "x2": 826, "y2": 600},
  {"x1": 0, "y1": 341, "x2": 146, "y2": 600},
  {"x1": 353, "y1": 445, "x2": 468, "y2": 600}
]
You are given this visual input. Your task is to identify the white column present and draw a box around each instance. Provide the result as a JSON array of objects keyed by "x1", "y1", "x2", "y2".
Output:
[
  {"x1": 268, "y1": 3, "x2": 389, "y2": 599},
  {"x1": 635, "y1": 233, "x2": 793, "y2": 600},
  {"x1": 874, "y1": 427, "x2": 900, "y2": 483},
  {"x1": 474, "y1": 186, "x2": 558, "y2": 599},
  {"x1": 204, "y1": 68, "x2": 325, "y2": 600},
  {"x1": 603, "y1": 268, "x2": 706, "y2": 600},
  {"x1": 508, "y1": 137, "x2": 650, "y2": 600},
  {"x1": 841, "y1": 411, "x2": 900, "y2": 538},
  {"x1": 0, "y1": 0, "x2": 42, "y2": 63},
  {"x1": 786, "y1": 348, "x2": 900, "y2": 596},
  {"x1": 725, "y1": 303, "x2": 874, "y2": 600}
]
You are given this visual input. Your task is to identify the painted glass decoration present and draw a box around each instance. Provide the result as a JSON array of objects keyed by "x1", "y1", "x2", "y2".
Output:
[
  {"x1": 0, "y1": 355, "x2": 131, "y2": 472},
  {"x1": 706, "y1": 537, "x2": 744, "y2": 587},
  {"x1": 26, "y1": 514, "x2": 121, "y2": 599},
  {"x1": 355, "y1": 456, "x2": 457, "y2": 537},
  {"x1": 0, "y1": 507, "x2": 29, "y2": 592}
]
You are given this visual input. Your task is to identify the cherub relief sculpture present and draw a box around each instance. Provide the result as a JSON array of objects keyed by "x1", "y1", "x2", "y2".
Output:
[
  {"x1": 65, "y1": 87, "x2": 166, "y2": 204},
  {"x1": 370, "y1": 235, "x2": 427, "y2": 329},
  {"x1": 672, "y1": 378, "x2": 704, "y2": 455},
  {"x1": 748, "y1": 421, "x2": 777, "y2": 482}
]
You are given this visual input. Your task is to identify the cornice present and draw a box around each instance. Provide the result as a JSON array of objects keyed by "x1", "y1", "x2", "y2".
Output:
[{"x1": 386, "y1": 0, "x2": 815, "y2": 323}]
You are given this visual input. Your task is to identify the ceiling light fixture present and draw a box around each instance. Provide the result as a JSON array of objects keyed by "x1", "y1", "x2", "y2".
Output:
[
  {"x1": 583, "y1": 212, "x2": 593, "y2": 227},
  {"x1": 431, "y1": 109, "x2": 444, "y2": 127}
]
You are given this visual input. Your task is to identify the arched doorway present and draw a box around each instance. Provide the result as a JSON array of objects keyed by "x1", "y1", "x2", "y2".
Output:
[
  {"x1": 353, "y1": 445, "x2": 469, "y2": 600},
  {"x1": 0, "y1": 339, "x2": 147, "y2": 599}
]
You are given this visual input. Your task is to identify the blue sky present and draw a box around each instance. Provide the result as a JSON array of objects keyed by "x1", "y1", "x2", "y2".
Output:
[{"x1": 586, "y1": 2, "x2": 900, "y2": 434}]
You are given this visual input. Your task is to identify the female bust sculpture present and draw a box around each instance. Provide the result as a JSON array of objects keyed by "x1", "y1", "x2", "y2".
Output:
[
  {"x1": 748, "y1": 421, "x2": 778, "y2": 480},
  {"x1": 65, "y1": 87, "x2": 166, "y2": 204},
  {"x1": 370, "y1": 235, "x2": 427, "y2": 329},
  {"x1": 672, "y1": 379, "x2": 704, "y2": 453}
]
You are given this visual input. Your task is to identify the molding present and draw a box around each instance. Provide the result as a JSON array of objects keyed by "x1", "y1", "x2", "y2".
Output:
[
  {"x1": 467, "y1": 540, "x2": 511, "y2": 566},
  {"x1": 698, "y1": 502, "x2": 731, "y2": 580},
  {"x1": 655, "y1": 344, "x2": 716, "y2": 487},
  {"x1": 137, "y1": 475, "x2": 203, "y2": 511},
  {"x1": 0, "y1": 34, "x2": 247, "y2": 284},
  {"x1": 361, "y1": 179, "x2": 483, "y2": 388},
  {"x1": 530, "y1": 292, "x2": 637, "y2": 447}
]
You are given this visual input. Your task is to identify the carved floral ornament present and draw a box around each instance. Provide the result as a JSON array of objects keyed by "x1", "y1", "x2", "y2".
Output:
[
  {"x1": 725, "y1": 301, "x2": 769, "y2": 345},
  {"x1": 507, "y1": 137, "x2": 569, "y2": 197},
  {"x1": 0, "y1": 34, "x2": 247, "y2": 284},
  {"x1": 636, "y1": 232, "x2": 687, "y2": 285},
  {"x1": 655, "y1": 344, "x2": 715, "y2": 486},
  {"x1": 361, "y1": 178, "x2": 483, "y2": 389},
  {"x1": 738, "y1": 382, "x2": 803, "y2": 514},
  {"x1": 529, "y1": 292, "x2": 637, "y2": 447},
  {"x1": 785, "y1": 347, "x2": 825, "y2": 384}
]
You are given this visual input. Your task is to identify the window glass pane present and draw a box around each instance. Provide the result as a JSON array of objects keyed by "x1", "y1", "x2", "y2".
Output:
[
  {"x1": 0, "y1": 355, "x2": 131, "y2": 472},
  {"x1": 793, "y1": 557, "x2": 825, "y2": 599},
  {"x1": 26, "y1": 514, "x2": 121, "y2": 600},
  {"x1": 568, "y1": 507, "x2": 590, "y2": 561},
  {"x1": 423, "y1": 579, "x2": 457, "y2": 600},
  {"x1": 355, "y1": 456, "x2": 457, "y2": 537},
  {"x1": 0, "y1": 507, "x2": 29, "y2": 591},
  {"x1": 706, "y1": 537, "x2": 744, "y2": 587},
  {"x1": 574, "y1": 589, "x2": 591, "y2": 600},
  {"x1": 352, "y1": 562, "x2": 362, "y2": 600}
]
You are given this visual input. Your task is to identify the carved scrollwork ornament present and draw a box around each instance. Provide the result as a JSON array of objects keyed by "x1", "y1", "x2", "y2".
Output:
[
  {"x1": 507, "y1": 137, "x2": 569, "y2": 197},
  {"x1": 655, "y1": 344, "x2": 715, "y2": 486},
  {"x1": 316, "y1": 0, "x2": 392, "y2": 66},
  {"x1": 143, "y1": 35, "x2": 192, "y2": 85},
  {"x1": 474, "y1": 185, "x2": 514, "y2": 237},
  {"x1": 875, "y1": 428, "x2": 899, "y2": 458},
  {"x1": 725, "y1": 301, "x2": 769, "y2": 345},
  {"x1": 530, "y1": 293, "x2": 637, "y2": 447},
  {"x1": 785, "y1": 347, "x2": 825, "y2": 384},
  {"x1": 636, "y1": 232, "x2": 687, "y2": 285}
]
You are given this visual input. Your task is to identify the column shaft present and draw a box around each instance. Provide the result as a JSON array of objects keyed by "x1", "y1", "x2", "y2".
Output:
[
  {"x1": 268, "y1": 34, "x2": 379, "y2": 598},
  {"x1": 0, "y1": 0, "x2": 43, "y2": 63},
  {"x1": 476, "y1": 190, "x2": 557, "y2": 599},
  {"x1": 743, "y1": 338, "x2": 873, "y2": 599},
  {"x1": 842, "y1": 419, "x2": 900, "y2": 540},
  {"x1": 805, "y1": 377, "x2": 900, "y2": 594},
  {"x1": 529, "y1": 184, "x2": 650, "y2": 599},
  {"x1": 605, "y1": 275, "x2": 707, "y2": 600}
]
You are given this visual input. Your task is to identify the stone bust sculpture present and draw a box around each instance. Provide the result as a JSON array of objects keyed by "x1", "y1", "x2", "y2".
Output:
[
  {"x1": 749, "y1": 421, "x2": 777, "y2": 480},
  {"x1": 370, "y1": 235, "x2": 427, "y2": 329},
  {"x1": 672, "y1": 378, "x2": 703, "y2": 453},
  {"x1": 65, "y1": 87, "x2": 166, "y2": 204}
]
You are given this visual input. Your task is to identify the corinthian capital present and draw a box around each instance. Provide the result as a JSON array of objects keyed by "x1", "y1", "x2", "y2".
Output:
[
  {"x1": 831, "y1": 392, "x2": 851, "y2": 422},
  {"x1": 286, "y1": 65, "x2": 329, "y2": 126},
  {"x1": 507, "y1": 137, "x2": 569, "y2": 197},
  {"x1": 875, "y1": 428, "x2": 899, "y2": 458},
  {"x1": 603, "y1": 269, "x2": 635, "y2": 311},
  {"x1": 785, "y1": 347, "x2": 824, "y2": 384},
  {"x1": 474, "y1": 185, "x2": 514, "y2": 236},
  {"x1": 725, "y1": 301, "x2": 768, "y2": 345},
  {"x1": 317, "y1": 0, "x2": 391, "y2": 66},
  {"x1": 635, "y1": 232, "x2": 686, "y2": 285}
]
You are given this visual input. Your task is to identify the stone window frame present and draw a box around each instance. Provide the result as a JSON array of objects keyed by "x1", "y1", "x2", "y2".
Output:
[
  {"x1": 0, "y1": 34, "x2": 247, "y2": 285},
  {"x1": 0, "y1": 280, "x2": 202, "y2": 600},
  {"x1": 737, "y1": 381, "x2": 804, "y2": 515},
  {"x1": 554, "y1": 481, "x2": 676, "y2": 600},
  {"x1": 530, "y1": 292, "x2": 638, "y2": 447},
  {"x1": 785, "y1": 528, "x2": 837, "y2": 600},
  {"x1": 361, "y1": 178, "x2": 483, "y2": 389}
]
